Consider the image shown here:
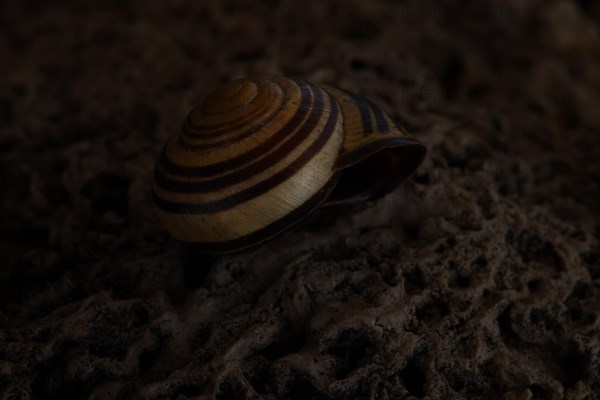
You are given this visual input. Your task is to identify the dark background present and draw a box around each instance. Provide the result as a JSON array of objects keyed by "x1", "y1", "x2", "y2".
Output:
[{"x1": 1, "y1": 0, "x2": 599, "y2": 399}]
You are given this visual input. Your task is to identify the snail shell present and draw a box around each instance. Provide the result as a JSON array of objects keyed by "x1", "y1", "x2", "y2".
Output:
[{"x1": 153, "y1": 76, "x2": 426, "y2": 253}]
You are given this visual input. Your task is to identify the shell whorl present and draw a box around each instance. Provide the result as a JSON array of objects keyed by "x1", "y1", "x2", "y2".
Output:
[
  {"x1": 153, "y1": 77, "x2": 344, "y2": 252},
  {"x1": 153, "y1": 76, "x2": 426, "y2": 253}
]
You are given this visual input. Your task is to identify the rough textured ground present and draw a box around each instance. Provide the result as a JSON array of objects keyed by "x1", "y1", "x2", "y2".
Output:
[{"x1": 1, "y1": 1, "x2": 599, "y2": 399}]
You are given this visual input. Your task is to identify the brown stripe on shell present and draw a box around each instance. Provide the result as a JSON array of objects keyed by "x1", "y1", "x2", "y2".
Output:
[
  {"x1": 155, "y1": 80, "x2": 318, "y2": 181},
  {"x1": 346, "y1": 91, "x2": 373, "y2": 135},
  {"x1": 152, "y1": 89, "x2": 340, "y2": 214},
  {"x1": 182, "y1": 99, "x2": 274, "y2": 139},
  {"x1": 366, "y1": 100, "x2": 390, "y2": 133},
  {"x1": 168, "y1": 79, "x2": 312, "y2": 165},
  {"x1": 184, "y1": 172, "x2": 341, "y2": 253},
  {"x1": 182, "y1": 81, "x2": 282, "y2": 138},
  {"x1": 180, "y1": 81, "x2": 285, "y2": 148}
]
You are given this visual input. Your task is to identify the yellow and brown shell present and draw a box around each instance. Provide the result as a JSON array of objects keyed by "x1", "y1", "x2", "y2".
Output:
[{"x1": 152, "y1": 76, "x2": 426, "y2": 253}]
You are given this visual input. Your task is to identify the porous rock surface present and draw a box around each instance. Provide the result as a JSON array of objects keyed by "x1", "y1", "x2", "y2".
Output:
[{"x1": 1, "y1": 1, "x2": 599, "y2": 399}]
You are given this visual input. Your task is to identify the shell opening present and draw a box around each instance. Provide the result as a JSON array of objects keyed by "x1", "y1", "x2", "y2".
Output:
[{"x1": 325, "y1": 145, "x2": 426, "y2": 206}]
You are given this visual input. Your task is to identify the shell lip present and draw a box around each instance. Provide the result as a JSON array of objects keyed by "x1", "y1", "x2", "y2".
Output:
[{"x1": 326, "y1": 137, "x2": 427, "y2": 207}]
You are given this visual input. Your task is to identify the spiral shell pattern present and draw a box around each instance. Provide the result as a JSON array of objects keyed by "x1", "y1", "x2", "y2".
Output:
[
  {"x1": 153, "y1": 77, "x2": 345, "y2": 252},
  {"x1": 153, "y1": 76, "x2": 426, "y2": 253}
]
